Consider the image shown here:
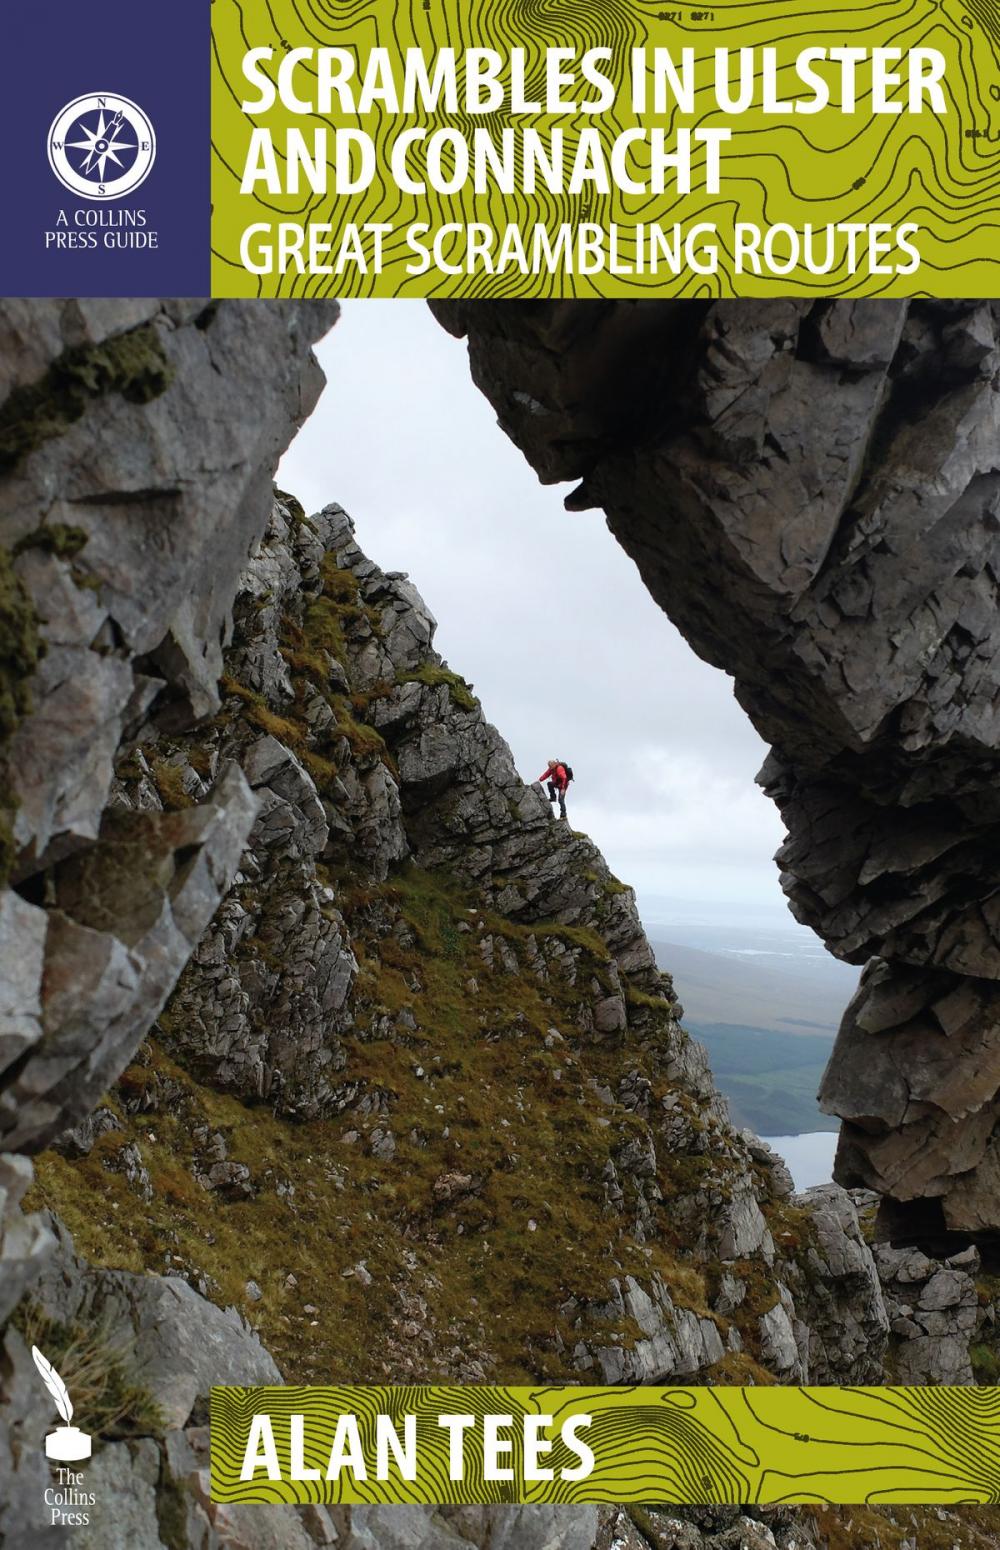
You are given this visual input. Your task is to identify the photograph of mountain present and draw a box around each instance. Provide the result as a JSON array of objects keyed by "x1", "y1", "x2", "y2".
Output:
[{"x1": 3, "y1": 295, "x2": 1000, "y2": 1550}]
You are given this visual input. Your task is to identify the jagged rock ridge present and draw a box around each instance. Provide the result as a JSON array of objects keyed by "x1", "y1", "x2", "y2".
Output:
[{"x1": 50, "y1": 493, "x2": 871, "y2": 1398}]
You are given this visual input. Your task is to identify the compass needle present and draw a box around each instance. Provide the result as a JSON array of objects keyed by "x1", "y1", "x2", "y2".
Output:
[{"x1": 70, "y1": 106, "x2": 136, "y2": 179}]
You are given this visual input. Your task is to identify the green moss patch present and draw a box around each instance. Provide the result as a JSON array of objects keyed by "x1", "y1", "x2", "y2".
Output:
[
  {"x1": 284, "y1": 554, "x2": 382, "y2": 677},
  {"x1": 14, "y1": 523, "x2": 90, "y2": 561},
  {"x1": 0, "y1": 547, "x2": 42, "y2": 742},
  {"x1": 399, "y1": 663, "x2": 478, "y2": 713},
  {"x1": 0, "y1": 321, "x2": 174, "y2": 474},
  {"x1": 970, "y1": 1341, "x2": 1000, "y2": 1384}
]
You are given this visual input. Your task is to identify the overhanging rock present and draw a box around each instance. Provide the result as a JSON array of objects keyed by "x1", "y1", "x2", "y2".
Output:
[{"x1": 434, "y1": 297, "x2": 1000, "y2": 1239}]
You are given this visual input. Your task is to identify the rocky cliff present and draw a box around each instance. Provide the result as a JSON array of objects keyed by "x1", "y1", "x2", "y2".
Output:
[
  {"x1": 433, "y1": 297, "x2": 1000, "y2": 1249},
  {"x1": 1, "y1": 298, "x2": 999, "y2": 1550}
]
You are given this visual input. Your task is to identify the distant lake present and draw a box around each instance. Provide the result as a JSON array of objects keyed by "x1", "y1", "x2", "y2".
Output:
[{"x1": 762, "y1": 1132, "x2": 838, "y2": 1191}]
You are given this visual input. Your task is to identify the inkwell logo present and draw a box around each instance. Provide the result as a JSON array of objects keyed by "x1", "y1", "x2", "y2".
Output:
[
  {"x1": 31, "y1": 1345, "x2": 92, "y2": 1462},
  {"x1": 47, "y1": 92, "x2": 155, "y2": 200}
]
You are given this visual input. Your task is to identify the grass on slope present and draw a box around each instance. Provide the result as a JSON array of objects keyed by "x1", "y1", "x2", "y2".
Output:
[{"x1": 25, "y1": 863, "x2": 779, "y2": 1389}]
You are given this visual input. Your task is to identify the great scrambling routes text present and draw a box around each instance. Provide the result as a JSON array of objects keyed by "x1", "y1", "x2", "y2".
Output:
[{"x1": 233, "y1": 44, "x2": 948, "y2": 280}]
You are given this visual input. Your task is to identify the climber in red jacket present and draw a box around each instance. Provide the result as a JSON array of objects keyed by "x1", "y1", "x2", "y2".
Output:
[{"x1": 538, "y1": 758, "x2": 571, "y2": 820}]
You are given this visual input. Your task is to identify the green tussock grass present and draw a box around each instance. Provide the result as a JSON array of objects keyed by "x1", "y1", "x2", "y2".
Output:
[
  {"x1": 11, "y1": 1299, "x2": 164, "y2": 1442},
  {"x1": 398, "y1": 663, "x2": 478, "y2": 713},
  {"x1": 626, "y1": 984, "x2": 675, "y2": 1011},
  {"x1": 150, "y1": 758, "x2": 195, "y2": 811},
  {"x1": 26, "y1": 857, "x2": 778, "y2": 1387}
]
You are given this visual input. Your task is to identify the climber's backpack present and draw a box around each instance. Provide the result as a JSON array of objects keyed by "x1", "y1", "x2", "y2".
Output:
[{"x1": 563, "y1": 764, "x2": 574, "y2": 783}]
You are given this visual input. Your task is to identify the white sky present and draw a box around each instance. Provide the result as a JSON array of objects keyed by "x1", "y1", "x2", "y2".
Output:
[{"x1": 279, "y1": 299, "x2": 791, "y2": 926}]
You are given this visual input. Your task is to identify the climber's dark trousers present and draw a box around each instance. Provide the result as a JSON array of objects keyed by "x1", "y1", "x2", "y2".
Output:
[{"x1": 547, "y1": 781, "x2": 567, "y2": 819}]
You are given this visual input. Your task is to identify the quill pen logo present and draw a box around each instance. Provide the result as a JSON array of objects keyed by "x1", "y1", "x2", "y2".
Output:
[{"x1": 31, "y1": 1346, "x2": 92, "y2": 1462}]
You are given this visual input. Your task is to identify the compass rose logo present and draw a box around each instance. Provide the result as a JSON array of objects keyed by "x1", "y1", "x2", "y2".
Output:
[{"x1": 47, "y1": 93, "x2": 155, "y2": 200}]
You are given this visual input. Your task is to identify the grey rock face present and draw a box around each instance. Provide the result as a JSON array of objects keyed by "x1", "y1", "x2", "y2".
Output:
[
  {"x1": 30, "y1": 1228, "x2": 282, "y2": 1431},
  {"x1": 341, "y1": 1505, "x2": 816, "y2": 1550},
  {"x1": 344, "y1": 1506, "x2": 602, "y2": 1550},
  {"x1": 0, "y1": 1222, "x2": 339, "y2": 1550},
  {"x1": 3, "y1": 299, "x2": 336, "y2": 873},
  {"x1": 0, "y1": 1154, "x2": 55, "y2": 1325},
  {"x1": 70, "y1": 1439, "x2": 164, "y2": 1550},
  {"x1": 575, "y1": 1273, "x2": 726, "y2": 1385},
  {"x1": 758, "y1": 1296, "x2": 801, "y2": 1378},
  {"x1": 152, "y1": 497, "x2": 686, "y2": 1119},
  {"x1": 0, "y1": 1221, "x2": 286, "y2": 1550},
  {"x1": 0, "y1": 1325, "x2": 70, "y2": 1550},
  {"x1": 0, "y1": 891, "x2": 46, "y2": 1082},
  {"x1": 148, "y1": 503, "x2": 369, "y2": 1113},
  {"x1": 820, "y1": 960, "x2": 1000, "y2": 1232},
  {"x1": 52, "y1": 1106, "x2": 122, "y2": 1159},
  {"x1": 432, "y1": 297, "x2": 1000, "y2": 1236},
  {"x1": 0, "y1": 763, "x2": 259, "y2": 1154},
  {"x1": 781, "y1": 1184, "x2": 888, "y2": 1384},
  {"x1": 0, "y1": 298, "x2": 334, "y2": 1310},
  {"x1": 0, "y1": 299, "x2": 335, "y2": 1550},
  {"x1": 874, "y1": 1241, "x2": 980, "y2": 1384}
]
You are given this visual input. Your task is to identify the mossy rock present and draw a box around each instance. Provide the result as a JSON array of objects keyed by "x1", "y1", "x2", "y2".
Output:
[
  {"x1": 399, "y1": 663, "x2": 478, "y2": 713},
  {"x1": 0, "y1": 545, "x2": 43, "y2": 883},
  {"x1": 0, "y1": 321, "x2": 174, "y2": 474},
  {"x1": 0, "y1": 547, "x2": 42, "y2": 741},
  {"x1": 14, "y1": 523, "x2": 90, "y2": 561}
]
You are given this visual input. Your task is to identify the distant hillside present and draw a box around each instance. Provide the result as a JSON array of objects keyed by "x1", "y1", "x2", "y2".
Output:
[
  {"x1": 687, "y1": 1025, "x2": 839, "y2": 1135},
  {"x1": 652, "y1": 938, "x2": 858, "y2": 1135},
  {"x1": 650, "y1": 938, "x2": 857, "y2": 1037}
]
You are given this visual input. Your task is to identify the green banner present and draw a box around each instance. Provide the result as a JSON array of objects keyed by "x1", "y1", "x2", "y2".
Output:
[
  {"x1": 211, "y1": 1384, "x2": 1000, "y2": 1505},
  {"x1": 210, "y1": 0, "x2": 1000, "y2": 298}
]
